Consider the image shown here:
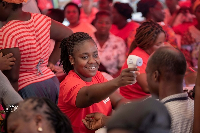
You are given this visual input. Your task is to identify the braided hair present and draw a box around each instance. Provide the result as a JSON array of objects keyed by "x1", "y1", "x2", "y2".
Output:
[
  {"x1": 4, "y1": 98, "x2": 73, "y2": 133},
  {"x1": 128, "y1": 20, "x2": 165, "y2": 55},
  {"x1": 60, "y1": 32, "x2": 94, "y2": 74}
]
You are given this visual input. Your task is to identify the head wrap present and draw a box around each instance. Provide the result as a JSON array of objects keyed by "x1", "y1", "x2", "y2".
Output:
[
  {"x1": 3, "y1": 0, "x2": 27, "y2": 4},
  {"x1": 193, "y1": 0, "x2": 200, "y2": 12}
]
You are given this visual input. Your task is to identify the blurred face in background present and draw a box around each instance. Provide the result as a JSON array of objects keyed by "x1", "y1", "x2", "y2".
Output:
[
  {"x1": 98, "y1": 0, "x2": 111, "y2": 11},
  {"x1": 81, "y1": 0, "x2": 93, "y2": 10},
  {"x1": 150, "y1": 1, "x2": 165, "y2": 22},
  {"x1": 95, "y1": 15, "x2": 112, "y2": 35},
  {"x1": 111, "y1": 7, "x2": 122, "y2": 24},
  {"x1": 146, "y1": 32, "x2": 165, "y2": 55},
  {"x1": 65, "y1": 5, "x2": 80, "y2": 25}
]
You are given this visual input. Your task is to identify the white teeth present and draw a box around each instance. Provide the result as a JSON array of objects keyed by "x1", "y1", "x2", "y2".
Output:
[{"x1": 88, "y1": 67, "x2": 96, "y2": 70}]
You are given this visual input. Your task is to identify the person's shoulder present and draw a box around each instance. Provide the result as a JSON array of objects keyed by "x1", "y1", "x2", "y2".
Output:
[
  {"x1": 81, "y1": 22, "x2": 95, "y2": 29},
  {"x1": 93, "y1": 71, "x2": 107, "y2": 83},
  {"x1": 130, "y1": 47, "x2": 149, "y2": 61},
  {"x1": 60, "y1": 71, "x2": 86, "y2": 88},
  {"x1": 128, "y1": 21, "x2": 140, "y2": 28},
  {"x1": 109, "y1": 33, "x2": 125, "y2": 44},
  {"x1": 92, "y1": 7, "x2": 98, "y2": 14}
]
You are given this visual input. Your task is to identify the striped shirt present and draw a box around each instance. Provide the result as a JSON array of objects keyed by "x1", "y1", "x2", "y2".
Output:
[
  {"x1": 161, "y1": 92, "x2": 194, "y2": 133},
  {"x1": 0, "y1": 13, "x2": 55, "y2": 90}
]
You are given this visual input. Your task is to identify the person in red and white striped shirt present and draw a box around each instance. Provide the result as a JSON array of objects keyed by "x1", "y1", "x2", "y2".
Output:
[{"x1": 0, "y1": 0, "x2": 73, "y2": 104}]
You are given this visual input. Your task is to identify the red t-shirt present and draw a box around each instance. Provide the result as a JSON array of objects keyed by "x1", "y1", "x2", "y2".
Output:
[
  {"x1": 120, "y1": 47, "x2": 150, "y2": 100},
  {"x1": 58, "y1": 70, "x2": 112, "y2": 133}
]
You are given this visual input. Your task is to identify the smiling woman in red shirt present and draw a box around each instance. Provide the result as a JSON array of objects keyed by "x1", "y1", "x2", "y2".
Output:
[{"x1": 58, "y1": 32, "x2": 139, "y2": 133}]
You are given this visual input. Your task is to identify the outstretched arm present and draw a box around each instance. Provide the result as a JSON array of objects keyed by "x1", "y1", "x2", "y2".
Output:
[{"x1": 76, "y1": 68, "x2": 138, "y2": 108}]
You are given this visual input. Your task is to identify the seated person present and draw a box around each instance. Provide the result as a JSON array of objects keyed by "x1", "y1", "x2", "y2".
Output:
[
  {"x1": 120, "y1": 20, "x2": 165, "y2": 100},
  {"x1": 91, "y1": 10, "x2": 126, "y2": 77},
  {"x1": 58, "y1": 32, "x2": 138, "y2": 133},
  {"x1": 181, "y1": 0, "x2": 200, "y2": 67},
  {"x1": 97, "y1": 0, "x2": 113, "y2": 11},
  {"x1": 5, "y1": 97, "x2": 73, "y2": 133},
  {"x1": 146, "y1": 46, "x2": 194, "y2": 133},
  {"x1": 64, "y1": 2, "x2": 96, "y2": 36},
  {"x1": 127, "y1": 0, "x2": 177, "y2": 49},
  {"x1": 110, "y1": 2, "x2": 139, "y2": 47}
]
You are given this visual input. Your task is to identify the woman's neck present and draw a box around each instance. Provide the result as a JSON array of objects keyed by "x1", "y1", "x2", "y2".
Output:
[
  {"x1": 6, "y1": 8, "x2": 30, "y2": 23},
  {"x1": 69, "y1": 21, "x2": 80, "y2": 28},
  {"x1": 95, "y1": 32, "x2": 109, "y2": 47},
  {"x1": 95, "y1": 32, "x2": 109, "y2": 41},
  {"x1": 83, "y1": 7, "x2": 92, "y2": 15}
]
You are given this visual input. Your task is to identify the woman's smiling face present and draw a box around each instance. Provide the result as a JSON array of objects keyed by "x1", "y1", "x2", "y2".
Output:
[{"x1": 70, "y1": 39, "x2": 100, "y2": 81}]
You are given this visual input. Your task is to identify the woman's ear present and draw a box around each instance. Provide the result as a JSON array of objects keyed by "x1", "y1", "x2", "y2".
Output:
[
  {"x1": 1, "y1": 1, "x2": 6, "y2": 8},
  {"x1": 35, "y1": 115, "x2": 43, "y2": 132},
  {"x1": 69, "y1": 55, "x2": 74, "y2": 65}
]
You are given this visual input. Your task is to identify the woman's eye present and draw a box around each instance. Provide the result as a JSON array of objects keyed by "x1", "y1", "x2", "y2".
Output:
[
  {"x1": 94, "y1": 54, "x2": 98, "y2": 58},
  {"x1": 82, "y1": 56, "x2": 88, "y2": 59}
]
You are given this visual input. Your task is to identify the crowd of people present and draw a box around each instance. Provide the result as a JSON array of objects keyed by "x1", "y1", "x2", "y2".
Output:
[{"x1": 0, "y1": 0, "x2": 199, "y2": 133}]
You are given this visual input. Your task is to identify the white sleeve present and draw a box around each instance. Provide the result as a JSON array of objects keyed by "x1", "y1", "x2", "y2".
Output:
[{"x1": 0, "y1": 71, "x2": 23, "y2": 107}]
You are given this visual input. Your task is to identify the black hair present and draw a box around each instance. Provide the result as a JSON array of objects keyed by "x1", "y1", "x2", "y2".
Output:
[
  {"x1": 128, "y1": 20, "x2": 165, "y2": 55},
  {"x1": 113, "y1": 2, "x2": 133, "y2": 19},
  {"x1": 4, "y1": 98, "x2": 73, "y2": 133},
  {"x1": 64, "y1": 2, "x2": 81, "y2": 15},
  {"x1": 147, "y1": 46, "x2": 186, "y2": 79},
  {"x1": 93, "y1": 10, "x2": 112, "y2": 24},
  {"x1": 0, "y1": 0, "x2": 23, "y2": 11},
  {"x1": 60, "y1": 32, "x2": 94, "y2": 74},
  {"x1": 46, "y1": 8, "x2": 65, "y2": 23},
  {"x1": 137, "y1": 0, "x2": 158, "y2": 18}
]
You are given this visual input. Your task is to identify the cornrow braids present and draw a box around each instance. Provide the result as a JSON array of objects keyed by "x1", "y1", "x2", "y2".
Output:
[
  {"x1": 5, "y1": 98, "x2": 73, "y2": 133},
  {"x1": 128, "y1": 20, "x2": 165, "y2": 55},
  {"x1": 60, "y1": 32, "x2": 94, "y2": 74}
]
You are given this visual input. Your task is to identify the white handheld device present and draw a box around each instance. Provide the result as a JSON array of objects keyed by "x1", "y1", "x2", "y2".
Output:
[{"x1": 127, "y1": 55, "x2": 143, "y2": 84}]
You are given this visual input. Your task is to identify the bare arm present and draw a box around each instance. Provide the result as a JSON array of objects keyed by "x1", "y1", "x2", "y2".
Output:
[
  {"x1": 137, "y1": 73, "x2": 150, "y2": 93},
  {"x1": 0, "y1": 48, "x2": 21, "y2": 91},
  {"x1": 76, "y1": 68, "x2": 138, "y2": 108},
  {"x1": 193, "y1": 49, "x2": 200, "y2": 133},
  {"x1": 49, "y1": 19, "x2": 73, "y2": 65},
  {"x1": 109, "y1": 91, "x2": 130, "y2": 109}
]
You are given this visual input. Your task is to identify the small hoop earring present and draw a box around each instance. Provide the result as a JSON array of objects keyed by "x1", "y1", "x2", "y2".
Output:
[{"x1": 38, "y1": 127, "x2": 43, "y2": 132}]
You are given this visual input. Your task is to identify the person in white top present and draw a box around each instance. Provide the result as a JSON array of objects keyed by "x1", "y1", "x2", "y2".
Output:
[
  {"x1": 91, "y1": 10, "x2": 126, "y2": 77},
  {"x1": 146, "y1": 46, "x2": 194, "y2": 133},
  {"x1": 64, "y1": 2, "x2": 96, "y2": 36}
]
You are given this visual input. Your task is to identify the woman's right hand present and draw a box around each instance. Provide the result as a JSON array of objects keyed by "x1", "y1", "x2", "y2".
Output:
[
  {"x1": 0, "y1": 52, "x2": 16, "y2": 71},
  {"x1": 115, "y1": 68, "x2": 140, "y2": 87}
]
